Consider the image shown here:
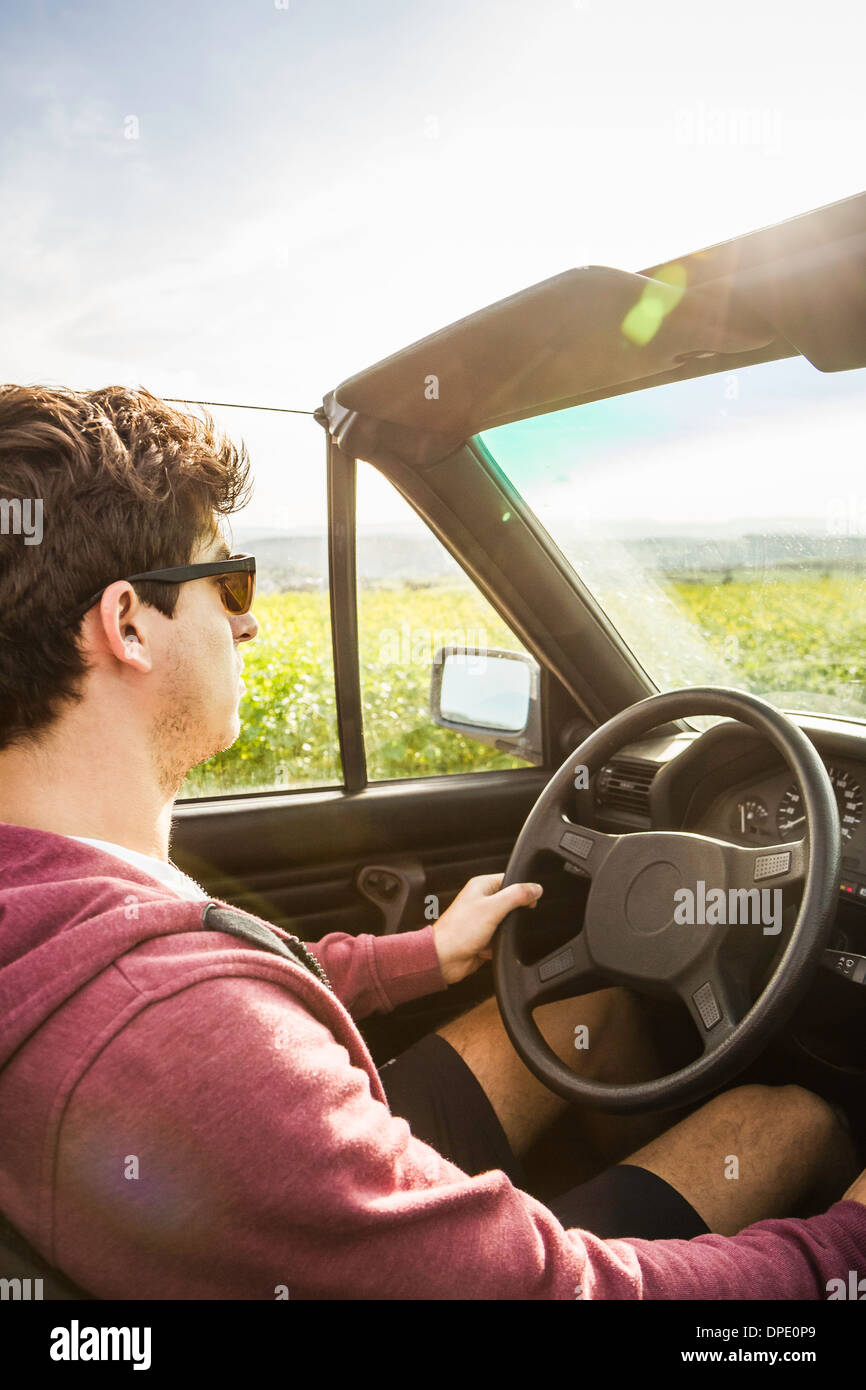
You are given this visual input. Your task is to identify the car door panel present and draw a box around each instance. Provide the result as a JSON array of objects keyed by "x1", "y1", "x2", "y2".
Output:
[
  {"x1": 171, "y1": 772, "x2": 549, "y2": 940},
  {"x1": 170, "y1": 770, "x2": 551, "y2": 1059}
]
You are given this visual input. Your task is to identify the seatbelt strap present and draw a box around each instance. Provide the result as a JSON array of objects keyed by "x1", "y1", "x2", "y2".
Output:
[{"x1": 201, "y1": 903, "x2": 333, "y2": 992}]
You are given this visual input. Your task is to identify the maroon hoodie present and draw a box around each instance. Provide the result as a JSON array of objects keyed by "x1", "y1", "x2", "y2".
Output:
[{"x1": 1, "y1": 820, "x2": 864, "y2": 1299}]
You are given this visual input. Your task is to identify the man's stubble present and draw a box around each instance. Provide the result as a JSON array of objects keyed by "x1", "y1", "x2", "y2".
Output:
[{"x1": 150, "y1": 640, "x2": 238, "y2": 798}]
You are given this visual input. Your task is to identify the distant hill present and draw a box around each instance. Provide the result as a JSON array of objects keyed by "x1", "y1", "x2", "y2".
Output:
[
  {"x1": 232, "y1": 522, "x2": 866, "y2": 592},
  {"x1": 233, "y1": 525, "x2": 466, "y2": 592}
]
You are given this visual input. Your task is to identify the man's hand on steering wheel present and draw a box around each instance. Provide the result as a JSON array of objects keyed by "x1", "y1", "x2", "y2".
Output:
[{"x1": 433, "y1": 874, "x2": 544, "y2": 985}]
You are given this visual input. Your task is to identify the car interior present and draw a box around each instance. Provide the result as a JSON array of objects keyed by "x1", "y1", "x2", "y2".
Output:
[{"x1": 4, "y1": 188, "x2": 866, "y2": 1298}]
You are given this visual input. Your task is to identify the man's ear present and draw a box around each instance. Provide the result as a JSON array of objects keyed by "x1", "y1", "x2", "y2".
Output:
[{"x1": 96, "y1": 583, "x2": 154, "y2": 673}]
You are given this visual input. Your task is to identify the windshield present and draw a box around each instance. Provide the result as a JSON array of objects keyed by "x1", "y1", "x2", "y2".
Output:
[{"x1": 480, "y1": 354, "x2": 866, "y2": 725}]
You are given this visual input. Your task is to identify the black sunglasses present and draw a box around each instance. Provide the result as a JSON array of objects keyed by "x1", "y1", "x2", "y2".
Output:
[{"x1": 78, "y1": 554, "x2": 256, "y2": 618}]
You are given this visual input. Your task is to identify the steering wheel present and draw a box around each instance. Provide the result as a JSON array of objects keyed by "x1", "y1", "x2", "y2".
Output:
[{"x1": 492, "y1": 687, "x2": 841, "y2": 1114}]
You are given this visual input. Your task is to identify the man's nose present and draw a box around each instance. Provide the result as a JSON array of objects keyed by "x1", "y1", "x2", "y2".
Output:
[{"x1": 232, "y1": 610, "x2": 258, "y2": 643}]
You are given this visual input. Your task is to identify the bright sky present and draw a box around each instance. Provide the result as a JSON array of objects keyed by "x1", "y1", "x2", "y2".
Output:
[
  {"x1": 483, "y1": 354, "x2": 866, "y2": 529},
  {"x1": 2, "y1": 0, "x2": 865, "y2": 528}
]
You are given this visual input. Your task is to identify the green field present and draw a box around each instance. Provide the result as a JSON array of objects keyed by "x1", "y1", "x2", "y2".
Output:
[
  {"x1": 179, "y1": 573, "x2": 866, "y2": 798},
  {"x1": 669, "y1": 571, "x2": 866, "y2": 709},
  {"x1": 180, "y1": 584, "x2": 531, "y2": 797}
]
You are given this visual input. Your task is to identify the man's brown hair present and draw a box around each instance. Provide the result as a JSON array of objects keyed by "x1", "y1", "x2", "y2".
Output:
[{"x1": 0, "y1": 385, "x2": 252, "y2": 750}]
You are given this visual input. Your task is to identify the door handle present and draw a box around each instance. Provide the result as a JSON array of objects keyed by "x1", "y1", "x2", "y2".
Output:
[{"x1": 356, "y1": 857, "x2": 427, "y2": 935}]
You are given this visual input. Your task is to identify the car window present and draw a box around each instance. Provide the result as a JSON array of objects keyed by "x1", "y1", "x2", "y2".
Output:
[
  {"x1": 356, "y1": 461, "x2": 538, "y2": 781},
  {"x1": 178, "y1": 406, "x2": 342, "y2": 798},
  {"x1": 481, "y1": 356, "x2": 866, "y2": 729}
]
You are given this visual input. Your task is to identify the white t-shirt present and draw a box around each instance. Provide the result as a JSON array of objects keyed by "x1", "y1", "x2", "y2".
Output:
[{"x1": 70, "y1": 836, "x2": 207, "y2": 902}]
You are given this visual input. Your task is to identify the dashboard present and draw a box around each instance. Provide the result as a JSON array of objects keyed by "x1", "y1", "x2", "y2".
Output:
[{"x1": 693, "y1": 758, "x2": 866, "y2": 907}]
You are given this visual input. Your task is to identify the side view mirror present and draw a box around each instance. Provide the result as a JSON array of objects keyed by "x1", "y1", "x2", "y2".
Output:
[{"x1": 429, "y1": 646, "x2": 543, "y2": 766}]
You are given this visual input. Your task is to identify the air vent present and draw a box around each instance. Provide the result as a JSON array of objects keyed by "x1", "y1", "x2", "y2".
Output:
[{"x1": 595, "y1": 757, "x2": 658, "y2": 817}]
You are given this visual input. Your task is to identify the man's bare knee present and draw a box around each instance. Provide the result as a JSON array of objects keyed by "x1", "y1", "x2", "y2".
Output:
[
  {"x1": 743, "y1": 1082, "x2": 846, "y2": 1154},
  {"x1": 706, "y1": 1081, "x2": 837, "y2": 1129},
  {"x1": 620, "y1": 1081, "x2": 852, "y2": 1236},
  {"x1": 775, "y1": 1082, "x2": 840, "y2": 1133}
]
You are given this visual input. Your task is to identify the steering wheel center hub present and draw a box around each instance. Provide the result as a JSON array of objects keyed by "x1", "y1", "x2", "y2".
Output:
[
  {"x1": 583, "y1": 832, "x2": 729, "y2": 980},
  {"x1": 625, "y1": 860, "x2": 681, "y2": 934}
]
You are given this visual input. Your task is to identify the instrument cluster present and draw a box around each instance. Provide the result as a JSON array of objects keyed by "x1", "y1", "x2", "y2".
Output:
[
  {"x1": 730, "y1": 765, "x2": 864, "y2": 844},
  {"x1": 697, "y1": 758, "x2": 866, "y2": 907}
]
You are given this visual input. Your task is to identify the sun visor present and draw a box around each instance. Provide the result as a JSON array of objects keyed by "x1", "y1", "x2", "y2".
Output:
[
  {"x1": 726, "y1": 231, "x2": 866, "y2": 372},
  {"x1": 330, "y1": 265, "x2": 777, "y2": 440}
]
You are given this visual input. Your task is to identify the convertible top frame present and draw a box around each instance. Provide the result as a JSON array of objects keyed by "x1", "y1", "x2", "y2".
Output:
[
  {"x1": 314, "y1": 191, "x2": 866, "y2": 743},
  {"x1": 321, "y1": 188, "x2": 866, "y2": 468}
]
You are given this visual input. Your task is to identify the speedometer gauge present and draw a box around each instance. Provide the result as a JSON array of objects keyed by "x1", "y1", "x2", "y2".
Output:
[
  {"x1": 777, "y1": 786, "x2": 805, "y2": 840},
  {"x1": 828, "y1": 765, "x2": 864, "y2": 840},
  {"x1": 776, "y1": 766, "x2": 864, "y2": 842}
]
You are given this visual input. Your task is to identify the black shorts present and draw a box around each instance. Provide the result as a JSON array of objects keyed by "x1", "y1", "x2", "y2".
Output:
[{"x1": 378, "y1": 1032, "x2": 710, "y2": 1241}]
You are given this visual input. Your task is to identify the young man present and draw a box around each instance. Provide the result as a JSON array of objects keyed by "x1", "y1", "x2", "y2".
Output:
[{"x1": 0, "y1": 383, "x2": 864, "y2": 1299}]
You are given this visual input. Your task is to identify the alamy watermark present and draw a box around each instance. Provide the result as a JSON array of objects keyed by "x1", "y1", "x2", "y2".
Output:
[
  {"x1": 826, "y1": 1270, "x2": 866, "y2": 1299},
  {"x1": 1, "y1": 1275, "x2": 43, "y2": 1299},
  {"x1": 0, "y1": 497, "x2": 42, "y2": 545},
  {"x1": 674, "y1": 881, "x2": 782, "y2": 935},
  {"x1": 378, "y1": 623, "x2": 488, "y2": 671},
  {"x1": 49, "y1": 1321, "x2": 151, "y2": 1370},
  {"x1": 673, "y1": 103, "x2": 783, "y2": 153},
  {"x1": 825, "y1": 493, "x2": 866, "y2": 537}
]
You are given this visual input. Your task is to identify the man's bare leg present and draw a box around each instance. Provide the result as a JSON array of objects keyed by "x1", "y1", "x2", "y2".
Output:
[
  {"x1": 434, "y1": 991, "x2": 859, "y2": 1225},
  {"x1": 616, "y1": 1083, "x2": 860, "y2": 1234},
  {"x1": 435, "y1": 986, "x2": 671, "y2": 1172}
]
